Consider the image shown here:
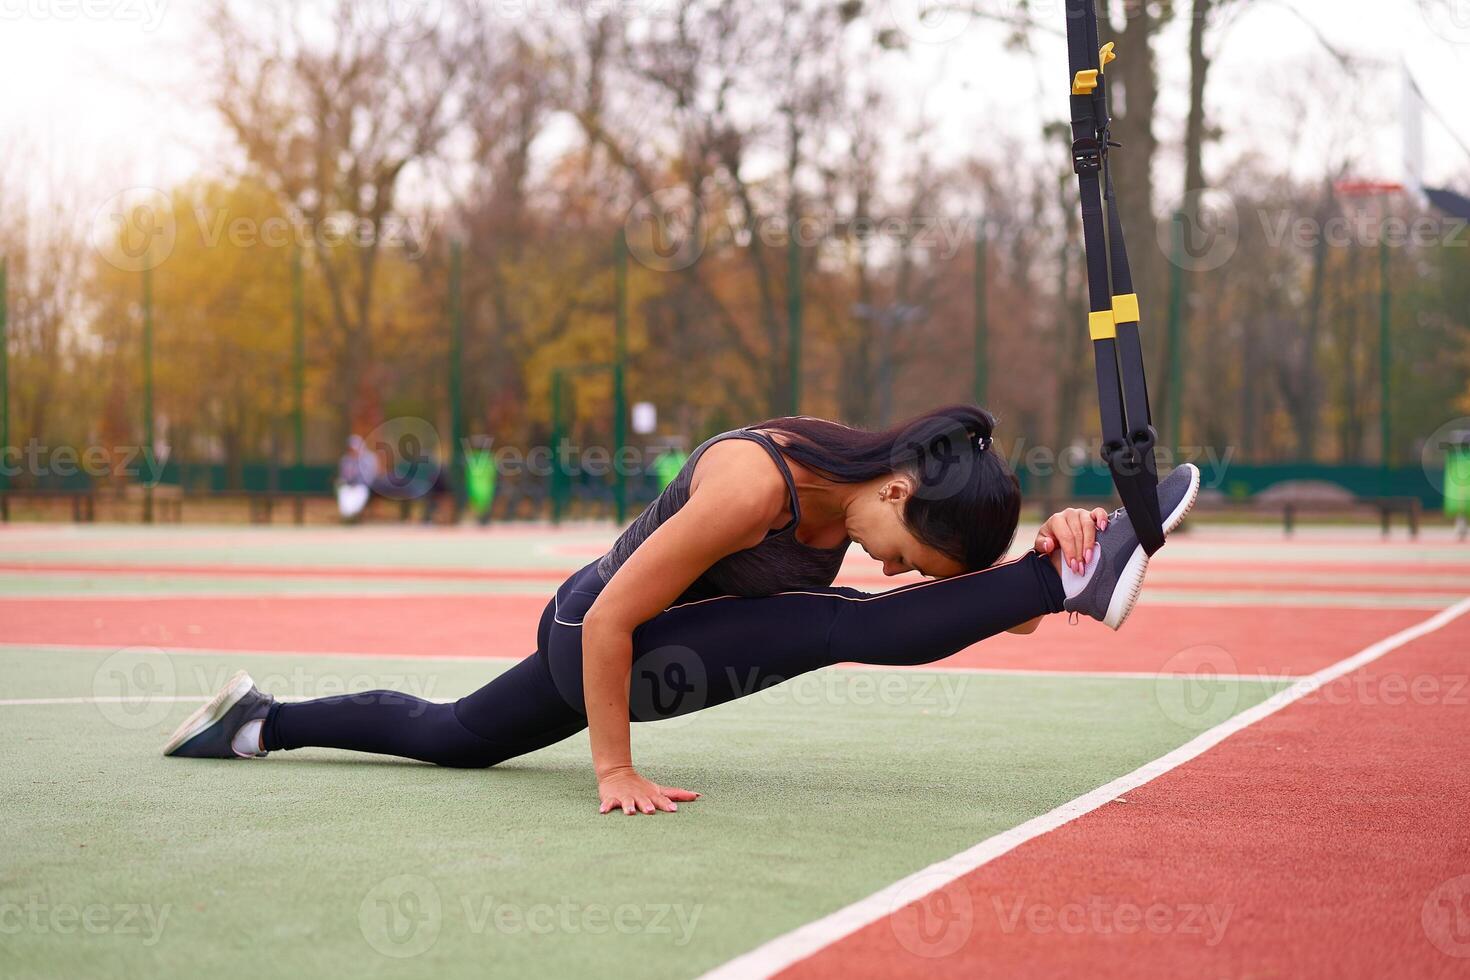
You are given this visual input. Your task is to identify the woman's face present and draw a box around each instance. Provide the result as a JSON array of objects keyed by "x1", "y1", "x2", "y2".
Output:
[{"x1": 846, "y1": 477, "x2": 967, "y2": 580}]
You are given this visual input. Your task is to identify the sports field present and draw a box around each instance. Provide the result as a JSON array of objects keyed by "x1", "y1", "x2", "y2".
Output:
[{"x1": 2, "y1": 521, "x2": 1468, "y2": 978}]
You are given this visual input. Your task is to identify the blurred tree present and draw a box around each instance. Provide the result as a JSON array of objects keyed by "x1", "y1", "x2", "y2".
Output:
[
  {"x1": 201, "y1": 0, "x2": 464, "y2": 442},
  {"x1": 90, "y1": 181, "x2": 297, "y2": 486}
]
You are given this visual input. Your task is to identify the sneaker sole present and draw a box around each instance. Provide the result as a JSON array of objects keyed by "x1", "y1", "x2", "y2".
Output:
[
  {"x1": 1103, "y1": 464, "x2": 1202, "y2": 631},
  {"x1": 1162, "y1": 463, "x2": 1202, "y2": 535},
  {"x1": 161, "y1": 669, "x2": 255, "y2": 757}
]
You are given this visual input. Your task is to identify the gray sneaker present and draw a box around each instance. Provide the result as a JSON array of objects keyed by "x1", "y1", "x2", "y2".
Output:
[
  {"x1": 162, "y1": 670, "x2": 274, "y2": 759},
  {"x1": 1063, "y1": 463, "x2": 1201, "y2": 630}
]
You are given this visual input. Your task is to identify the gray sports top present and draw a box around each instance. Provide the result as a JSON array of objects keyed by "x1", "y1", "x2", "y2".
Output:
[{"x1": 597, "y1": 428, "x2": 851, "y2": 604}]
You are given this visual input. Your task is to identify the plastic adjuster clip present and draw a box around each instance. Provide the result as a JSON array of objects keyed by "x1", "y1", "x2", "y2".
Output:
[{"x1": 1071, "y1": 137, "x2": 1103, "y2": 175}]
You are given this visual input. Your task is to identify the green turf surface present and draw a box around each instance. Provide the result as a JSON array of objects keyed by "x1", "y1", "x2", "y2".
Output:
[
  {"x1": 0, "y1": 525, "x2": 614, "y2": 570},
  {"x1": 0, "y1": 573, "x2": 566, "y2": 597},
  {"x1": 0, "y1": 647, "x2": 1288, "y2": 979}
]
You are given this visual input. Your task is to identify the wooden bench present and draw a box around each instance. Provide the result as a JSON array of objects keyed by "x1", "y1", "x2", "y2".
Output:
[
  {"x1": 179, "y1": 490, "x2": 328, "y2": 525},
  {"x1": 1280, "y1": 496, "x2": 1421, "y2": 539},
  {"x1": 0, "y1": 488, "x2": 98, "y2": 522},
  {"x1": 1035, "y1": 492, "x2": 1422, "y2": 539}
]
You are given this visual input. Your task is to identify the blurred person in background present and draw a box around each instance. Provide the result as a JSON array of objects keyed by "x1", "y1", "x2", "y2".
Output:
[{"x1": 335, "y1": 436, "x2": 377, "y2": 523}]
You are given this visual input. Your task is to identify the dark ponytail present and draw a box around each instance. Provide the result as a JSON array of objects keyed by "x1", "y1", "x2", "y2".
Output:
[{"x1": 752, "y1": 405, "x2": 1022, "y2": 571}]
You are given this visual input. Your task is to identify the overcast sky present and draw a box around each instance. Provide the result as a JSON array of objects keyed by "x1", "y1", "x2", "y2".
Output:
[{"x1": 2, "y1": 0, "x2": 1468, "y2": 216}]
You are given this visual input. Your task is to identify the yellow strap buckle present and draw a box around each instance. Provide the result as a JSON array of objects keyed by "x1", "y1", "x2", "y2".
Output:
[
  {"x1": 1089, "y1": 310, "x2": 1116, "y2": 340},
  {"x1": 1112, "y1": 293, "x2": 1140, "y2": 325},
  {"x1": 1073, "y1": 45, "x2": 1117, "y2": 95}
]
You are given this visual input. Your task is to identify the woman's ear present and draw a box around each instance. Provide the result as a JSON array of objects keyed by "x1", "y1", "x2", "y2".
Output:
[{"x1": 880, "y1": 476, "x2": 915, "y2": 505}]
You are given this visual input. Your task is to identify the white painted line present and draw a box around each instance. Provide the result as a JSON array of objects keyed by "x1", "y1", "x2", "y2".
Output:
[
  {"x1": 836, "y1": 663, "x2": 1292, "y2": 683},
  {"x1": 0, "y1": 694, "x2": 430, "y2": 707},
  {"x1": 0, "y1": 643, "x2": 1303, "y2": 683},
  {"x1": 0, "y1": 642, "x2": 521, "y2": 664},
  {"x1": 700, "y1": 595, "x2": 1470, "y2": 980},
  {"x1": 0, "y1": 696, "x2": 211, "y2": 706}
]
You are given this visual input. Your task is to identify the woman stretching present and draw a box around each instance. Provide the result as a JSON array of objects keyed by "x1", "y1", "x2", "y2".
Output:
[{"x1": 165, "y1": 406, "x2": 1200, "y2": 816}]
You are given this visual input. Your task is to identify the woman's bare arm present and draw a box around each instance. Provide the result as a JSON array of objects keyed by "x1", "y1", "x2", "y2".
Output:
[{"x1": 582, "y1": 440, "x2": 788, "y2": 814}]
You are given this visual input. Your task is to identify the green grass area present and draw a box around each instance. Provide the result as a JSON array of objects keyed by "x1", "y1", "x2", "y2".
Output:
[
  {"x1": 0, "y1": 523, "x2": 617, "y2": 568},
  {"x1": 0, "y1": 647, "x2": 1288, "y2": 980},
  {"x1": 0, "y1": 573, "x2": 567, "y2": 597}
]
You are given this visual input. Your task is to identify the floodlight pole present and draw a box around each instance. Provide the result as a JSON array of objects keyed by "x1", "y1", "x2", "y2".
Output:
[
  {"x1": 142, "y1": 263, "x2": 155, "y2": 524},
  {"x1": 1167, "y1": 211, "x2": 1187, "y2": 455},
  {"x1": 1334, "y1": 181, "x2": 1400, "y2": 486},
  {"x1": 551, "y1": 368, "x2": 566, "y2": 526},
  {"x1": 973, "y1": 223, "x2": 988, "y2": 407},
  {"x1": 613, "y1": 234, "x2": 628, "y2": 525},
  {"x1": 787, "y1": 213, "x2": 803, "y2": 416},
  {"x1": 1378, "y1": 230, "x2": 1392, "y2": 475},
  {"x1": 292, "y1": 248, "x2": 306, "y2": 525},
  {"x1": 449, "y1": 239, "x2": 465, "y2": 516},
  {"x1": 0, "y1": 257, "x2": 8, "y2": 521}
]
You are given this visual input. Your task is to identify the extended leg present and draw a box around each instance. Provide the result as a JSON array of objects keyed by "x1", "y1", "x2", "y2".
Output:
[
  {"x1": 545, "y1": 551, "x2": 1065, "y2": 720},
  {"x1": 260, "y1": 595, "x2": 587, "y2": 768},
  {"x1": 260, "y1": 554, "x2": 1061, "y2": 761},
  {"x1": 260, "y1": 654, "x2": 586, "y2": 768}
]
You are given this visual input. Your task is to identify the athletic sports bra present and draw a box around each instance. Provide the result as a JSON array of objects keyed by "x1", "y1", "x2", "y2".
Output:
[{"x1": 597, "y1": 428, "x2": 851, "y2": 604}]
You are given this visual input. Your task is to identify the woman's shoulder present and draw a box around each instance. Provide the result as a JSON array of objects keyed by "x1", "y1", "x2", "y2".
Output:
[{"x1": 688, "y1": 437, "x2": 791, "y2": 524}]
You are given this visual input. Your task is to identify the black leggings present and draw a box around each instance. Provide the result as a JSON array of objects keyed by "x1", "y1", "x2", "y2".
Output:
[{"x1": 261, "y1": 553, "x2": 1065, "y2": 768}]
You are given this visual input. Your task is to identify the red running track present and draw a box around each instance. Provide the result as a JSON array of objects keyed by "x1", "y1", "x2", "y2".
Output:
[
  {"x1": 779, "y1": 612, "x2": 1470, "y2": 978},
  {"x1": 0, "y1": 596, "x2": 1430, "y2": 676},
  {"x1": 3, "y1": 558, "x2": 1470, "y2": 585}
]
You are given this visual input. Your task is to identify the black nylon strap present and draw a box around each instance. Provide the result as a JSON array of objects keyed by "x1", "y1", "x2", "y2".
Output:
[{"x1": 1065, "y1": 0, "x2": 1164, "y2": 554}]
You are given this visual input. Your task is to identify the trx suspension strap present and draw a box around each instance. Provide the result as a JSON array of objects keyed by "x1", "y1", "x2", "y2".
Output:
[{"x1": 1065, "y1": 0, "x2": 1166, "y2": 555}]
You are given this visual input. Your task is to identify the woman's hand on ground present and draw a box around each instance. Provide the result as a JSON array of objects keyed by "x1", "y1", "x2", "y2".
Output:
[
  {"x1": 1035, "y1": 507, "x2": 1109, "y2": 574},
  {"x1": 597, "y1": 766, "x2": 701, "y2": 815}
]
